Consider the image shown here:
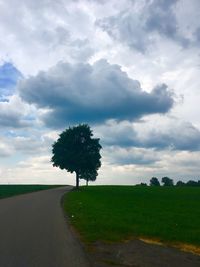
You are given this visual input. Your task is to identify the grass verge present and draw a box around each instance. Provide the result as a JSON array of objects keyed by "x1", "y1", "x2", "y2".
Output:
[
  {"x1": 0, "y1": 184, "x2": 64, "y2": 199},
  {"x1": 63, "y1": 185, "x2": 200, "y2": 247}
]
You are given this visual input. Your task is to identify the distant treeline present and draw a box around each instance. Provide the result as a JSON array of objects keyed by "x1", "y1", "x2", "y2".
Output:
[{"x1": 139, "y1": 177, "x2": 200, "y2": 187}]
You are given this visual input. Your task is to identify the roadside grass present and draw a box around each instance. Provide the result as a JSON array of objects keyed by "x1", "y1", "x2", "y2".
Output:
[
  {"x1": 63, "y1": 186, "x2": 200, "y2": 246},
  {"x1": 0, "y1": 185, "x2": 64, "y2": 199}
]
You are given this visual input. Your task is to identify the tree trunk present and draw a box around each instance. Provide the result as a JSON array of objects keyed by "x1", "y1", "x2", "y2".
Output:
[{"x1": 75, "y1": 171, "x2": 79, "y2": 189}]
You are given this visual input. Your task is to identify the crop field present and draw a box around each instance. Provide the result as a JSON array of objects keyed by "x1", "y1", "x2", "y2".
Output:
[
  {"x1": 0, "y1": 185, "x2": 63, "y2": 199},
  {"x1": 64, "y1": 186, "x2": 200, "y2": 247}
]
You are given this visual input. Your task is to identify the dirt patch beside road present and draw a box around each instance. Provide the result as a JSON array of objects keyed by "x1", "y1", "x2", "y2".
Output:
[{"x1": 88, "y1": 239, "x2": 200, "y2": 267}]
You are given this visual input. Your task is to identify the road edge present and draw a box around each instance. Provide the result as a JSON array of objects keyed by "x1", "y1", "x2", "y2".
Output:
[{"x1": 60, "y1": 188, "x2": 93, "y2": 267}]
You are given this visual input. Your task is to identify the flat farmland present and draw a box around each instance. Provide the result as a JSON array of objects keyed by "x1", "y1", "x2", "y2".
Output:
[{"x1": 64, "y1": 186, "x2": 200, "y2": 247}]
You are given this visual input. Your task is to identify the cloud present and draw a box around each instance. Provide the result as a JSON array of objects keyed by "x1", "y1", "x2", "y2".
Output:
[
  {"x1": 97, "y1": 0, "x2": 191, "y2": 52},
  {"x1": 18, "y1": 60, "x2": 174, "y2": 128},
  {"x1": 137, "y1": 118, "x2": 200, "y2": 151},
  {"x1": 11, "y1": 136, "x2": 50, "y2": 155},
  {"x1": 0, "y1": 95, "x2": 33, "y2": 128},
  {"x1": 175, "y1": 0, "x2": 200, "y2": 45},
  {"x1": 194, "y1": 27, "x2": 200, "y2": 43},
  {"x1": 2, "y1": 155, "x2": 74, "y2": 184},
  {"x1": 0, "y1": 0, "x2": 95, "y2": 75},
  {"x1": 144, "y1": 0, "x2": 180, "y2": 40},
  {"x1": 94, "y1": 120, "x2": 138, "y2": 147},
  {"x1": 0, "y1": 128, "x2": 60, "y2": 159},
  {"x1": 103, "y1": 146, "x2": 159, "y2": 165},
  {"x1": 94, "y1": 117, "x2": 200, "y2": 152},
  {"x1": 0, "y1": 141, "x2": 13, "y2": 157},
  {"x1": 97, "y1": 9, "x2": 149, "y2": 53}
]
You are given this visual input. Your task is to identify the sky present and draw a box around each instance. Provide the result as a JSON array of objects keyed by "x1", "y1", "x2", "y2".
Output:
[{"x1": 0, "y1": 0, "x2": 200, "y2": 185}]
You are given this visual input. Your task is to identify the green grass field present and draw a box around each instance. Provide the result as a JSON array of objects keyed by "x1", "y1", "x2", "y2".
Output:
[
  {"x1": 0, "y1": 185, "x2": 63, "y2": 199},
  {"x1": 63, "y1": 186, "x2": 200, "y2": 247}
]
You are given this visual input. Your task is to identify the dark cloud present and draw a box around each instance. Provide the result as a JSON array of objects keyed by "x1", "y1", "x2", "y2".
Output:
[
  {"x1": 18, "y1": 60, "x2": 174, "y2": 128},
  {"x1": 0, "y1": 112, "x2": 26, "y2": 128},
  {"x1": 145, "y1": 0, "x2": 178, "y2": 37},
  {"x1": 95, "y1": 120, "x2": 138, "y2": 147},
  {"x1": 143, "y1": 121, "x2": 200, "y2": 151},
  {"x1": 144, "y1": 0, "x2": 189, "y2": 46},
  {"x1": 97, "y1": 0, "x2": 189, "y2": 52},
  {"x1": 96, "y1": 119, "x2": 200, "y2": 152}
]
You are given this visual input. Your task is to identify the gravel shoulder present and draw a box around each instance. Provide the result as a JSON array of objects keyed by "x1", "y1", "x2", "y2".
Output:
[{"x1": 87, "y1": 239, "x2": 200, "y2": 267}]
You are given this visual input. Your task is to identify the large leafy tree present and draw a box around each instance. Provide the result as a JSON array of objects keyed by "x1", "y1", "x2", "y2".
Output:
[{"x1": 51, "y1": 124, "x2": 101, "y2": 189}]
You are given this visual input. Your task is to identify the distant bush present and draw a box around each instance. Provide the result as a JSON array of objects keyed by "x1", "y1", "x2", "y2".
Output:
[
  {"x1": 176, "y1": 180, "x2": 200, "y2": 187},
  {"x1": 135, "y1": 183, "x2": 148, "y2": 186},
  {"x1": 150, "y1": 177, "x2": 160, "y2": 186},
  {"x1": 140, "y1": 183, "x2": 148, "y2": 186},
  {"x1": 144, "y1": 178, "x2": 200, "y2": 187},
  {"x1": 186, "y1": 180, "x2": 199, "y2": 186},
  {"x1": 162, "y1": 177, "x2": 174, "y2": 186},
  {"x1": 176, "y1": 181, "x2": 186, "y2": 186}
]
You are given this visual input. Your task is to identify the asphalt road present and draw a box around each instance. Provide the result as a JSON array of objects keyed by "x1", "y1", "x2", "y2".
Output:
[{"x1": 0, "y1": 186, "x2": 91, "y2": 267}]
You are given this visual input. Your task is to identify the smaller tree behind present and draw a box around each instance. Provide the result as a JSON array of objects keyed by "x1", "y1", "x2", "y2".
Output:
[
  {"x1": 161, "y1": 177, "x2": 174, "y2": 186},
  {"x1": 150, "y1": 177, "x2": 160, "y2": 186},
  {"x1": 80, "y1": 169, "x2": 97, "y2": 186}
]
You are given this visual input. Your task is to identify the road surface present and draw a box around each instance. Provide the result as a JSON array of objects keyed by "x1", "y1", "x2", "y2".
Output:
[{"x1": 0, "y1": 186, "x2": 91, "y2": 267}]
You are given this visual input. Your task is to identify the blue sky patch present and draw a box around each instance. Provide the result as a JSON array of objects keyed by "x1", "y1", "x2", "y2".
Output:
[{"x1": 0, "y1": 62, "x2": 23, "y2": 99}]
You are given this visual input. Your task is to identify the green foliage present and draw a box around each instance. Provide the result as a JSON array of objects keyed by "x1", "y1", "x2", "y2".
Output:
[
  {"x1": 64, "y1": 186, "x2": 200, "y2": 246},
  {"x1": 0, "y1": 185, "x2": 61, "y2": 199},
  {"x1": 176, "y1": 180, "x2": 186, "y2": 186},
  {"x1": 186, "y1": 180, "x2": 199, "y2": 186},
  {"x1": 79, "y1": 169, "x2": 97, "y2": 185},
  {"x1": 51, "y1": 124, "x2": 101, "y2": 188},
  {"x1": 176, "y1": 180, "x2": 200, "y2": 187},
  {"x1": 161, "y1": 177, "x2": 174, "y2": 186},
  {"x1": 150, "y1": 177, "x2": 160, "y2": 186},
  {"x1": 140, "y1": 183, "x2": 147, "y2": 186}
]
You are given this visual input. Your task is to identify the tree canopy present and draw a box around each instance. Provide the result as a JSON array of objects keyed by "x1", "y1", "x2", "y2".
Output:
[
  {"x1": 150, "y1": 177, "x2": 160, "y2": 186},
  {"x1": 80, "y1": 168, "x2": 97, "y2": 186},
  {"x1": 176, "y1": 180, "x2": 185, "y2": 186},
  {"x1": 51, "y1": 124, "x2": 102, "y2": 188},
  {"x1": 161, "y1": 177, "x2": 174, "y2": 186}
]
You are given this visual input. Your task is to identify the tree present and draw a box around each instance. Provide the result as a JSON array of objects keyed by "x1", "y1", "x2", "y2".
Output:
[
  {"x1": 80, "y1": 169, "x2": 97, "y2": 186},
  {"x1": 176, "y1": 180, "x2": 185, "y2": 186},
  {"x1": 186, "y1": 180, "x2": 198, "y2": 186},
  {"x1": 51, "y1": 124, "x2": 102, "y2": 189},
  {"x1": 161, "y1": 177, "x2": 174, "y2": 186},
  {"x1": 150, "y1": 177, "x2": 160, "y2": 186}
]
